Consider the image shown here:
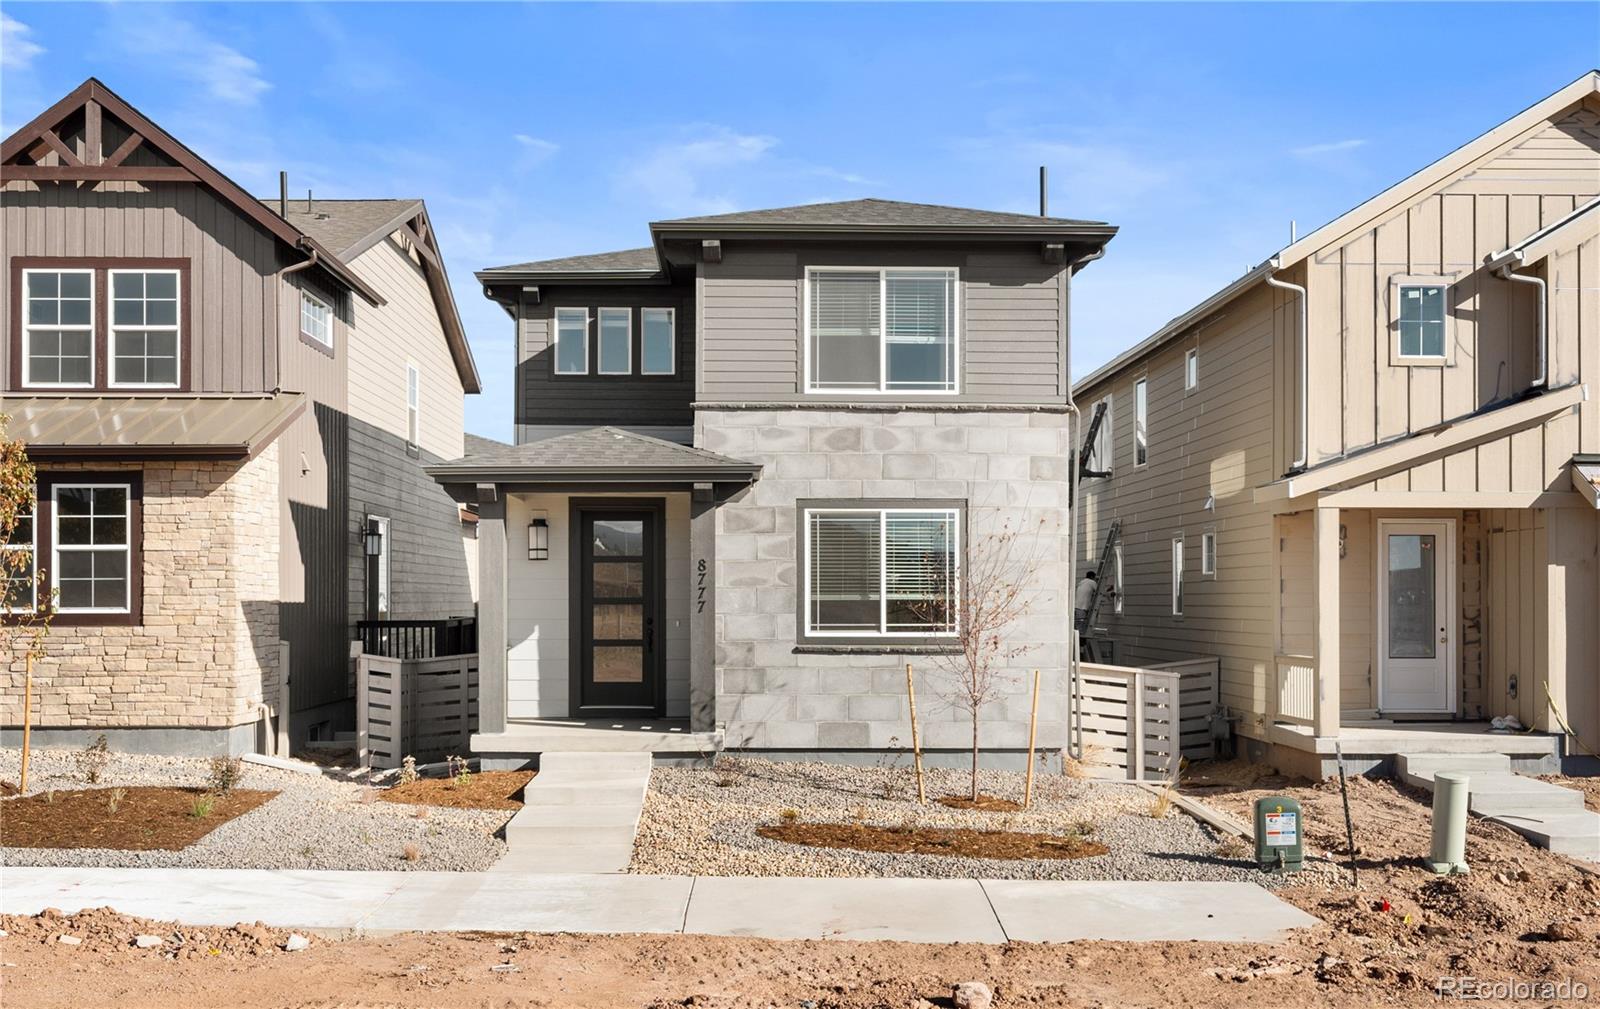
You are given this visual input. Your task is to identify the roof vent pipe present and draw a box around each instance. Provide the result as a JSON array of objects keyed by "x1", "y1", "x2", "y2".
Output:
[
  {"x1": 1265, "y1": 264, "x2": 1308, "y2": 470},
  {"x1": 279, "y1": 171, "x2": 288, "y2": 218},
  {"x1": 1039, "y1": 166, "x2": 1048, "y2": 217},
  {"x1": 1498, "y1": 256, "x2": 1547, "y2": 388},
  {"x1": 306, "y1": 189, "x2": 313, "y2": 214}
]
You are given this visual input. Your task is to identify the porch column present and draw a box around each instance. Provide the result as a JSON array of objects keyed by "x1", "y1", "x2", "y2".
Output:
[
  {"x1": 688, "y1": 483, "x2": 717, "y2": 732},
  {"x1": 477, "y1": 485, "x2": 508, "y2": 736},
  {"x1": 1313, "y1": 504, "x2": 1341, "y2": 739}
]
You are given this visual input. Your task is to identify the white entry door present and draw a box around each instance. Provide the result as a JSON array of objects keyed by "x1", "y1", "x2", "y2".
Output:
[{"x1": 1377, "y1": 519, "x2": 1455, "y2": 714}]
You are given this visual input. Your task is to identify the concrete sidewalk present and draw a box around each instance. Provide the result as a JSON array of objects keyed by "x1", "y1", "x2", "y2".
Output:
[{"x1": 0, "y1": 867, "x2": 1318, "y2": 944}]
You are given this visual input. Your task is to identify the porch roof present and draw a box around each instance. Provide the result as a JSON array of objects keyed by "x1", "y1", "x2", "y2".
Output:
[
  {"x1": 426, "y1": 425, "x2": 762, "y2": 486},
  {"x1": 0, "y1": 392, "x2": 306, "y2": 460},
  {"x1": 1573, "y1": 455, "x2": 1600, "y2": 509}
]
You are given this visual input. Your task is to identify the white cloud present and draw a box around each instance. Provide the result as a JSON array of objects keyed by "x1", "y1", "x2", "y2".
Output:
[
  {"x1": 618, "y1": 125, "x2": 778, "y2": 215},
  {"x1": 513, "y1": 134, "x2": 560, "y2": 167},
  {"x1": 1, "y1": 13, "x2": 44, "y2": 71},
  {"x1": 1291, "y1": 138, "x2": 1367, "y2": 157},
  {"x1": 112, "y1": 9, "x2": 270, "y2": 105}
]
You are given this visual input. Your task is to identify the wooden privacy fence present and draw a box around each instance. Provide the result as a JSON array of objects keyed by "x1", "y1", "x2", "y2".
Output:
[
  {"x1": 356, "y1": 652, "x2": 479, "y2": 770},
  {"x1": 1071, "y1": 657, "x2": 1219, "y2": 781}
]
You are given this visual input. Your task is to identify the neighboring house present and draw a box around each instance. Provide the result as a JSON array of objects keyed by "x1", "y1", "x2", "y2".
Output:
[
  {"x1": 1075, "y1": 72, "x2": 1600, "y2": 776},
  {"x1": 433, "y1": 199, "x2": 1114, "y2": 765},
  {"x1": 0, "y1": 79, "x2": 479, "y2": 754}
]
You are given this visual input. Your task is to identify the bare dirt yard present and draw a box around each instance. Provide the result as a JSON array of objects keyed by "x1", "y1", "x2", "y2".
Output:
[{"x1": 4, "y1": 763, "x2": 1596, "y2": 1008}]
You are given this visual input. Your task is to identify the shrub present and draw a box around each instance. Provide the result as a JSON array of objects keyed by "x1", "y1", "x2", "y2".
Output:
[
  {"x1": 779, "y1": 807, "x2": 800, "y2": 823},
  {"x1": 1148, "y1": 785, "x2": 1175, "y2": 819},
  {"x1": 399, "y1": 755, "x2": 419, "y2": 786},
  {"x1": 402, "y1": 842, "x2": 421, "y2": 862},
  {"x1": 105, "y1": 787, "x2": 128, "y2": 814},
  {"x1": 446, "y1": 755, "x2": 472, "y2": 789},
  {"x1": 206, "y1": 756, "x2": 244, "y2": 795},
  {"x1": 75, "y1": 734, "x2": 110, "y2": 784},
  {"x1": 413, "y1": 805, "x2": 429, "y2": 820},
  {"x1": 189, "y1": 795, "x2": 216, "y2": 819}
]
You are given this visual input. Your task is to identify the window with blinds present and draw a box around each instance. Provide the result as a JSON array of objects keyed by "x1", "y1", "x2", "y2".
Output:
[
  {"x1": 804, "y1": 507, "x2": 959, "y2": 638},
  {"x1": 807, "y1": 268, "x2": 957, "y2": 393}
]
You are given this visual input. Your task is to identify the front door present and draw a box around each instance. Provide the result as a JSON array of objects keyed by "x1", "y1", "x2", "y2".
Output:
[
  {"x1": 572, "y1": 501, "x2": 665, "y2": 716},
  {"x1": 1377, "y1": 519, "x2": 1455, "y2": 714}
]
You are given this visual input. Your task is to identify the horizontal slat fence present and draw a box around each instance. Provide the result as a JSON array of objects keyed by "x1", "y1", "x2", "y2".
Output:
[
  {"x1": 356, "y1": 652, "x2": 479, "y2": 770},
  {"x1": 1073, "y1": 657, "x2": 1219, "y2": 781}
]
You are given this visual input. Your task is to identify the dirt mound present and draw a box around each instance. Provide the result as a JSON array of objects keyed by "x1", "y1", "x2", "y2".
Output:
[{"x1": 1, "y1": 907, "x2": 312, "y2": 960}]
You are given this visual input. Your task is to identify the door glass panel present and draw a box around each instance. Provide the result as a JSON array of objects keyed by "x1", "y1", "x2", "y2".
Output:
[
  {"x1": 592, "y1": 520, "x2": 644, "y2": 556},
  {"x1": 592, "y1": 561, "x2": 642, "y2": 598},
  {"x1": 1387, "y1": 534, "x2": 1436, "y2": 659},
  {"x1": 593, "y1": 603, "x2": 643, "y2": 640},
  {"x1": 593, "y1": 645, "x2": 644, "y2": 683}
]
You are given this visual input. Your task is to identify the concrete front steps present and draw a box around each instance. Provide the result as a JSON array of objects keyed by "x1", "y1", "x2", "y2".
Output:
[
  {"x1": 1397, "y1": 753, "x2": 1600, "y2": 861},
  {"x1": 491, "y1": 752, "x2": 651, "y2": 874}
]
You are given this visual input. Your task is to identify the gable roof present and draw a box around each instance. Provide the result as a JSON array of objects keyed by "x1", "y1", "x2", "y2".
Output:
[
  {"x1": 651, "y1": 197, "x2": 1111, "y2": 234},
  {"x1": 427, "y1": 426, "x2": 762, "y2": 485},
  {"x1": 1, "y1": 78, "x2": 383, "y2": 307},
  {"x1": 1486, "y1": 194, "x2": 1600, "y2": 271},
  {"x1": 1076, "y1": 70, "x2": 1600, "y2": 395}
]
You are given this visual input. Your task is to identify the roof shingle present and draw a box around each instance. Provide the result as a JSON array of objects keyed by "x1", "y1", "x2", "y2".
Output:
[
  {"x1": 481, "y1": 247, "x2": 661, "y2": 276},
  {"x1": 652, "y1": 197, "x2": 1109, "y2": 230},
  {"x1": 262, "y1": 198, "x2": 422, "y2": 259},
  {"x1": 428, "y1": 426, "x2": 761, "y2": 485}
]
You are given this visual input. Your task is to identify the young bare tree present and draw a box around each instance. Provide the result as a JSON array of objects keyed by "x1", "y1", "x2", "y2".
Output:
[
  {"x1": 1, "y1": 414, "x2": 51, "y2": 789},
  {"x1": 920, "y1": 513, "x2": 1050, "y2": 802}
]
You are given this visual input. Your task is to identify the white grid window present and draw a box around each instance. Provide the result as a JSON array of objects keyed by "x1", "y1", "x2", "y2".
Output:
[
  {"x1": 110, "y1": 270, "x2": 180, "y2": 387},
  {"x1": 1134, "y1": 378, "x2": 1149, "y2": 466},
  {"x1": 406, "y1": 364, "x2": 421, "y2": 446},
  {"x1": 804, "y1": 507, "x2": 959, "y2": 637},
  {"x1": 807, "y1": 268, "x2": 958, "y2": 394},
  {"x1": 23, "y1": 269, "x2": 94, "y2": 387},
  {"x1": 641, "y1": 307, "x2": 675, "y2": 375},
  {"x1": 554, "y1": 308, "x2": 588, "y2": 374},
  {"x1": 1171, "y1": 535, "x2": 1185, "y2": 616},
  {"x1": 1202, "y1": 530, "x2": 1217, "y2": 575},
  {"x1": 300, "y1": 290, "x2": 333, "y2": 348},
  {"x1": 598, "y1": 307, "x2": 632, "y2": 375},
  {"x1": 52, "y1": 484, "x2": 131, "y2": 613},
  {"x1": 1185, "y1": 348, "x2": 1198, "y2": 390},
  {"x1": 3, "y1": 495, "x2": 36, "y2": 612},
  {"x1": 1398, "y1": 284, "x2": 1447, "y2": 359}
]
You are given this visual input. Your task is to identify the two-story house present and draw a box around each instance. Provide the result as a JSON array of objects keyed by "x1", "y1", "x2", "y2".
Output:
[
  {"x1": 1076, "y1": 71, "x2": 1600, "y2": 777},
  {"x1": 0, "y1": 79, "x2": 480, "y2": 754},
  {"x1": 434, "y1": 199, "x2": 1114, "y2": 766}
]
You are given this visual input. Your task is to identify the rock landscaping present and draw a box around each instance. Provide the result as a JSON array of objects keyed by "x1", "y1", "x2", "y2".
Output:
[
  {"x1": 0, "y1": 747, "x2": 512, "y2": 871},
  {"x1": 630, "y1": 757, "x2": 1268, "y2": 882}
]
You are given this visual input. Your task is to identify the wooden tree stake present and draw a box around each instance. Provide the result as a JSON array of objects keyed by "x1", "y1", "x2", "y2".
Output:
[
  {"x1": 1023, "y1": 668, "x2": 1041, "y2": 808},
  {"x1": 20, "y1": 653, "x2": 34, "y2": 794},
  {"x1": 905, "y1": 662, "x2": 926, "y2": 804}
]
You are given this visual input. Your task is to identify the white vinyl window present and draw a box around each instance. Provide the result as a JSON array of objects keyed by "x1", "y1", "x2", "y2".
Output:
[
  {"x1": 52, "y1": 484, "x2": 131, "y2": 614},
  {"x1": 1085, "y1": 395, "x2": 1113, "y2": 474},
  {"x1": 3, "y1": 495, "x2": 36, "y2": 612},
  {"x1": 109, "y1": 269, "x2": 181, "y2": 387},
  {"x1": 641, "y1": 307, "x2": 675, "y2": 375},
  {"x1": 1397, "y1": 284, "x2": 1447, "y2": 359},
  {"x1": 1201, "y1": 530, "x2": 1217, "y2": 575},
  {"x1": 22, "y1": 269, "x2": 95, "y2": 388},
  {"x1": 1134, "y1": 377, "x2": 1149, "y2": 466},
  {"x1": 1171, "y1": 535, "x2": 1185, "y2": 616},
  {"x1": 806, "y1": 267, "x2": 958, "y2": 394},
  {"x1": 1185, "y1": 348, "x2": 1198, "y2": 391},
  {"x1": 300, "y1": 290, "x2": 333, "y2": 349},
  {"x1": 554, "y1": 307, "x2": 588, "y2": 375},
  {"x1": 803, "y1": 507, "x2": 960, "y2": 638},
  {"x1": 406, "y1": 363, "x2": 421, "y2": 446},
  {"x1": 598, "y1": 307, "x2": 632, "y2": 375},
  {"x1": 1112, "y1": 542, "x2": 1124, "y2": 614}
]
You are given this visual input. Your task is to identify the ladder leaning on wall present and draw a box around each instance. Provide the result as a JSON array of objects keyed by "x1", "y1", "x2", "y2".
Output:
[{"x1": 1079, "y1": 519, "x2": 1120, "y2": 662}]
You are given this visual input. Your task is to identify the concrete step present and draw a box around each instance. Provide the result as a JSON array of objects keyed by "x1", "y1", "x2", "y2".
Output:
[
  {"x1": 1398, "y1": 752, "x2": 1599, "y2": 862},
  {"x1": 539, "y1": 751, "x2": 654, "y2": 774},
  {"x1": 506, "y1": 805, "x2": 643, "y2": 847},
  {"x1": 1466, "y1": 775, "x2": 1588, "y2": 817},
  {"x1": 490, "y1": 842, "x2": 637, "y2": 874},
  {"x1": 1494, "y1": 812, "x2": 1600, "y2": 859},
  {"x1": 520, "y1": 782, "x2": 648, "y2": 806},
  {"x1": 1396, "y1": 752, "x2": 1510, "y2": 784}
]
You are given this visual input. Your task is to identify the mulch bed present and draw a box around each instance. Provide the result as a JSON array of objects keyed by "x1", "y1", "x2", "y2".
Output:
[
  {"x1": 377, "y1": 771, "x2": 534, "y2": 811},
  {"x1": 0, "y1": 787, "x2": 277, "y2": 851},
  {"x1": 936, "y1": 794, "x2": 1023, "y2": 812},
  {"x1": 758, "y1": 821, "x2": 1109, "y2": 861}
]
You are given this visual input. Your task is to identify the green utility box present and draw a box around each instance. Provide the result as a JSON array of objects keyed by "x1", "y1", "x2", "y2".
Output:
[{"x1": 1253, "y1": 796, "x2": 1305, "y2": 872}]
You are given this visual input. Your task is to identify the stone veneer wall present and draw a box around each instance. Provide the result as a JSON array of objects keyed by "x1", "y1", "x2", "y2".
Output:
[
  {"x1": 1, "y1": 444, "x2": 282, "y2": 734},
  {"x1": 697, "y1": 409, "x2": 1072, "y2": 758}
]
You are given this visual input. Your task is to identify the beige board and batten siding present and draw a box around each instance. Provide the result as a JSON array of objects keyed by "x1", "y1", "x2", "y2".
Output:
[
  {"x1": 697, "y1": 242, "x2": 1067, "y2": 404},
  {"x1": 346, "y1": 235, "x2": 465, "y2": 459},
  {"x1": 1, "y1": 180, "x2": 284, "y2": 391}
]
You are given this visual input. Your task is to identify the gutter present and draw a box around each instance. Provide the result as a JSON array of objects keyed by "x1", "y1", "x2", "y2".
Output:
[
  {"x1": 1264, "y1": 261, "x2": 1309, "y2": 471},
  {"x1": 1065, "y1": 245, "x2": 1106, "y2": 761},
  {"x1": 1492, "y1": 252, "x2": 1547, "y2": 389}
]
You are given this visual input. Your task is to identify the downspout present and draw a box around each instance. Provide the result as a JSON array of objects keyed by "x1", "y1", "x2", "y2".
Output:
[
  {"x1": 275, "y1": 242, "x2": 321, "y2": 391},
  {"x1": 1264, "y1": 264, "x2": 1308, "y2": 471},
  {"x1": 1497, "y1": 254, "x2": 1547, "y2": 389},
  {"x1": 1065, "y1": 246, "x2": 1106, "y2": 761}
]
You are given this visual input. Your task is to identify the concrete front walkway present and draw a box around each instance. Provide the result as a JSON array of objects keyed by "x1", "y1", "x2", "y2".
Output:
[{"x1": 0, "y1": 867, "x2": 1318, "y2": 944}]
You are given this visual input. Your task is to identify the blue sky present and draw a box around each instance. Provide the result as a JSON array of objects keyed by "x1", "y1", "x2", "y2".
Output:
[{"x1": 3, "y1": 3, "x2": 1593, "y2": 442}]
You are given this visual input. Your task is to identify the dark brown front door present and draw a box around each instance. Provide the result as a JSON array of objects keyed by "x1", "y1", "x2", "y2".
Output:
[{"x1": 571, "y1": 500, "x2": 665, "y2": 716}]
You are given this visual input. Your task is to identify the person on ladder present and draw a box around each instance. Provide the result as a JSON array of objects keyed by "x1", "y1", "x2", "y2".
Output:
[{"x1": 1074, "y1": 570, "x2": 1098, "y2": 635}]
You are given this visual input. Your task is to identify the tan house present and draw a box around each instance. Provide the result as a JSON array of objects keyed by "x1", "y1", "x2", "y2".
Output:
[
  {"x1": 1076, "y1": 71, "x2": 1600, "y2": 776},
  {"x1": 1, "y1": 79, "x2": 480, "y2": 754}
]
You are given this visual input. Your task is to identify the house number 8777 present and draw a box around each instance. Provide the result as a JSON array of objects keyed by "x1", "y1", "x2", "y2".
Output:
[{"x1": 696, "y1": 559, "x2": 707, "y2": 613}]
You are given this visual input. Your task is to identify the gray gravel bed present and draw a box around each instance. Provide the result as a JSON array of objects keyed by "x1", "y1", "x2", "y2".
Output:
[
  {"x1": 630, "y1": 758, "x2": 1277, "y2": 884},
  {"x1": 0, "y1": 748, "x2": 510, "y2": 871}
]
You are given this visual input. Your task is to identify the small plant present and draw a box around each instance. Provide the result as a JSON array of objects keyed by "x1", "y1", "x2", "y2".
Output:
[
  {"x1": 75, "y1": 734, "x2": 111, "y2": 784},
  {"x1": 189, "y1": 795, "x2": 217, "y2": 819},
  {"x1": 850, "y1": 804, "x2": 868, "y2": 824},
  {"x1": 779, "y1": 807, "x2": 800, "y2": 823},
  {"x1": 1071, "y1": 819, "x2": 1096, "y2": 837},
  {"x1": 399, "y1": 755, "x2": 419, "y2": 786},
  {"x1": 43, "y1": 788, "x2": 57, "y2": 805},
  {"x1": 402, "y1": 842, "x2": 421, "y2": 862},
  {"x1": 413, "y1": 805, "x2": 429, "y2": 820},
  {"x1": 105, "y1": 787, "x2": 128, "y2": 814},
  {"x1": 446, "y1": 755, "x2": 472, "y2": 789},
  {"x1": 299, "y1": 845, "x2": 316, "y2": 859},
  {"x1": 357, "y1": 787, "x2": 378, "y2": 805},
  {"x1": 1148, "y1": 785, "x2": 1176, "y2": 819},
  {"x1": 876, "y1": 737, "x2": 909, "y2": 800},
  {"x1": 205, "y1": 756, "x2": 244, "y2": 795}
]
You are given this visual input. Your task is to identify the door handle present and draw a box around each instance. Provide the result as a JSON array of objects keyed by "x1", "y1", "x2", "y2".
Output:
[{"x1": 645, "y1": 617, "x2": 655, "y2": 652}]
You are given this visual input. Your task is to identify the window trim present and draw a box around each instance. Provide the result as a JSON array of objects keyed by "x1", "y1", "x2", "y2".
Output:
[
  {"x1": 803, "y1": 265, "x2": 961, "y2": 396},
  {"x1": 596, "y1": 307, "x2": 633, "y2": 375},
  {"x1": 107, "y1": 268, "x2": 183, "y2": 390},
  {"x1": 640, "y1": 306, "x2": 677, "y2": 376},
  {"x1": 1201, "y1": 528, "x2": 1217, "y2": 576},
  {"x1": 299, "y1": 288, "x2": 334, "y2": 351},
  {"x1": 11, "y1": 472, "x2": 144, "y2": 626},
  {"x1": 20, "y1": 267, "x2": 96, "y2": 390},
  {"x1": 553, "y1": 306, "x2": 590, "y2": 376},
  {"x1": 1171, "y1": 534, "x2": 1185, "y2": 616},
  {"x1": 797, "y1": 499, "x2": 965, "y2": 647},
  {"x1": 406, "y1": 362, "x2": 421, "y2": 447},
  {"x1": 1389, "y1": 274, "x2": 1456, "y2": 366},
  {"x1": 1133, "y1": 376, "x2": 1149, "y2": 467},
  {"x1": 1185, "y1": 347, "x2": 1199, "y2": 392},
  {"x1": 1112, "y1": 542, "x2": 1124, "y2": 614},
  {"x1": 1087, "y1": 394, "x2": 1114, "y2": 475}
]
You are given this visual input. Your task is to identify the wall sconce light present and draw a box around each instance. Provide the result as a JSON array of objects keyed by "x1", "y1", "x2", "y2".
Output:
[
  {"x1": 1338, "y1": 524, "x2": 1348, "y2": 560},
  {"x1": 528, "y1": 512, "x2": 550, "y2": 561},
  {"x1": 363, "y1": 517, "x2": 384, "y2": 557}
]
